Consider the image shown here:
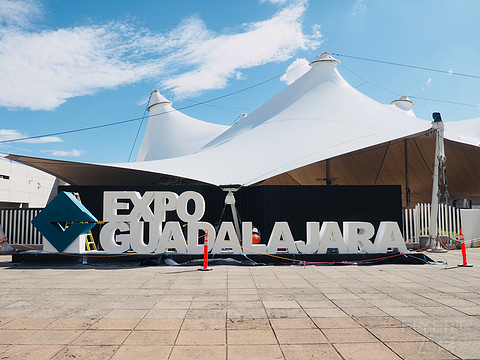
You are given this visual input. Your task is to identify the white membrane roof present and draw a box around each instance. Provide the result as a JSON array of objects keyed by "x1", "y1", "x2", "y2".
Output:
[{"x1": 113, "y1": 53, "x2": 431, "y2": 186}]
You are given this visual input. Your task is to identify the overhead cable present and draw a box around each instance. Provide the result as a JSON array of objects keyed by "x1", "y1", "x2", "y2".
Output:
[
  {"x1": 332, "y1": 53, "x2": 480, "y2": 80},
  {"x1": 0, "y1": 62, "x2": 311, "y2": 145}
]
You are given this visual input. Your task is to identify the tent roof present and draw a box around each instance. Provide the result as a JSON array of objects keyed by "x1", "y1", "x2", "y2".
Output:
[
  {"x1": 136, "y1": 90, "x2": 229, "y2": 161},
  {"x1": 113, "y1": 52, "x2": 430, "y2": 186},
  {"x1": 444, "y1": 117, "x2": 480, "y2": 147}
]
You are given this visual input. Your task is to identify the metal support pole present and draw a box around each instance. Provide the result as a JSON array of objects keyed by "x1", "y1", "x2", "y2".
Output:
[
  {"x1": 428, "y1": 112, "x2": 447, "y2": 253},
  {"x1": 223, "y1": 188, "x2": 242, "y2": 241},
  {"x1": 404, "y1": 138, "x2": 410, "y2": 207},
  {"x1": 326, "y1": 159, "x2": 332, "y2": 186}
]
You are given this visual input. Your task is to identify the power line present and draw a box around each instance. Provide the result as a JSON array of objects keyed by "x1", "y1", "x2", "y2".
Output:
[
  {"x1": 2, "y1": 54, "x2": 479, "y2": 146},
  {"x1": 340, "y1": 61, "x2": 480, "y2": 108},
  {"x1": 340, "y1": 64, "x2": 401, "y2": 97},
  {"x1": 127, "y1": 92, "x2": 151, "y2": 162},
  {"x1": 332, "y1": 53, "x2": 480, "y2": 80},
  {"x1": 409, "y1": 96, "x2": 480, "y2": 108},
  {"x1": 1, "y1": 61, "x2": 311, "y2": 145}
]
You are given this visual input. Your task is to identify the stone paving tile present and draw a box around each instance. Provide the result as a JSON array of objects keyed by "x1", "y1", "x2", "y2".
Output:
[
  {"x1": 227, "y1": 301, "x2": 265, "y2": 309},
  {"x1": 193, "y1": 294, "x2": 227, "y2": 301},
  {"x1": 303, "y1": 308, "x2": 347, "y2": 318},
  {"x1": 176, "y1": 330, "x2": 226, "y2": 345},
  {"x1": 270, "y1": 318, "x2": 316, "y2": 329},
  {"x1": 0, "y1": 344, "x2": 12, "y2": 353},
  {"x1": 0, "y1": 318, "x2": 14, "y2": 328},
  {"x1": 334, "y1": 342, "x2": 402, "y2": 360},
  {"x1": 186, "y1": 308, "x2": 227, "y2": 319},
  {"x1": 190, "y1": 301, "x2": 228, "y2": 310},
  {"x1": 227, "y1": 329, "x2": 277, "y2": 345},
  {"x1": 438, "y1": 340, "x2": 480, "y2": 360},
  {"x1": 72, "y1": 330, "x2": 131, "y2": 346},
  {"x1": 262, "y1": 300, "x2": 300, "y2": 308},
  {"x1": 226, "y1": 318, "x2": 270, "y2": 330},
  {"x1": 228, "y1": 344, "x2": 283, "y2": 360},
  {"x1": 455, "y1": 306, "x2": 480, "y2": 315},
  {"x1": 181, "y1": 318, "x2": 225, "y2": 330},
  {"x1": 1, "y1": 317, "x2": 55, "y2": 330},
  {"x1": 0, "y1": 329, "x2": 37, "y2": 344},
  {"x1": 0, "y1": 344, "x2": 65, "y2": 360},
  {"x1": 104, "y1": 309, "x2": 149, "y2": 318},
  {"x1": 413, "y1": 325, "x2": 479, "y2": 342},
  {"x1": 169, "y1": 345, "x2": 226, "y2": 360},
  {"x1": 153, "y1": 301, "x2": 192, "y2": 310},
  {"x1": 369, "y1": 326, "x2": 429, "y2": 342},
  {"x1": 20, "y1": 329, "x2": 84, "y2": 345},
  {"x1": 90, "y1": 318, "x2": 140, "y2": 330},
  {"x1": 312, "y1": 317, "x2": 361, "y2": 329},
  {"x1": 416, "y1": 306, "x2": 466, "y2": 317},
  {"x1": 227, "y1": 308, "x2": 268, "y2": 318},
  {"x1": 267, "y1": 307, "x2": 310, "y2": 318},
  {"x1": 331, "y1": 299, "x2": 374, "y2": 308},
  {"x1": 379, "y1": 306, "x2": 429, "y2": 317},
  {"x1": 323, "y1": 328, "x2": 378, "y2": 343},
  {"x1": 353, "y1": 316, "x2": 405, "y2": 328},
  {"x1": 324, "y1": 293, "x2": 360, "y2": 300},
  {"x1": 274, "y1": 328, "x2": 328, "y2": 344},
  {"x1": 51, "y1": 345, "x2": 118, "y2": 360},
  {"x1": 227, "y1": 294, "x2": 260, "y2": 301},
  {"x1": 46, "y1": 318, "x2": 97, "y2": 330},
  {"x1": 228, "y1": 288, "x2": 259, "y2": 295},
  {"x1": 123, "y1": 330, "x2": 178, "y2": 346},
  {"x1": 386, "y1": 341, "x2": 459, "y2": 359},
  {"x1": 296, "y1": 300, "x2": 336, "y2": 308},
  {"x1": 111, "y1": 345, "x2": 172, "y2": 360},
  {"x1": 281, "y1": 344, "x2": 342, "y2": 360},
  {"x1": 144, "y1": 309, "x2": 188, "y2": 319},
  {"x1": 348, "y1": 304, "x2": 397, "y2": 317}
]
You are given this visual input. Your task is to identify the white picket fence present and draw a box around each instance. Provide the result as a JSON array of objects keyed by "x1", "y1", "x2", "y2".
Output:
[
  {"x1": 0, "y1": 208, "x2": 44, "y2": 248},
  {"x1": 403, "y1": 203, "x2": 462, "y2": 245}
]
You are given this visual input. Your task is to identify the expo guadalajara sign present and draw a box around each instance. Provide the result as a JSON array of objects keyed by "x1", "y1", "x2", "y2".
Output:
[{"x1": 99, "y1": 190, "x2": 407, "y2": 255}]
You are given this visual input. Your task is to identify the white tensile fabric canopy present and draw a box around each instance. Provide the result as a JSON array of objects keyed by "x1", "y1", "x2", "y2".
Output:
[
  {"x1": 444, "y1": 117, "x2": 480, "y2": 147},
  {"x1": 136, "y1": 89, "x2": 230, "y2": 161},
  {"x1": 113, "y1": 53, "x2": 430, "y2": 186}
]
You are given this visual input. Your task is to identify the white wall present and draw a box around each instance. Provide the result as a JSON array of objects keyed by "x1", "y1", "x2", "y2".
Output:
[
  {"x1": 460, "y1": 209, "x2": 480, "y2": 247},
  {"x1": 0, "y1": 158, "x2": 57, "y2": 208}
]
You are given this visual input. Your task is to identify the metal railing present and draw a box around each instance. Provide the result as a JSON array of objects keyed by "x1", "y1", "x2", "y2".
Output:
[{"x1": 0, "y1": 208, "x2": 44, "y2": 248}]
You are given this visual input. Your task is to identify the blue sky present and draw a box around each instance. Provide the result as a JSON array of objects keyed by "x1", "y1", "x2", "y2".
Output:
[{"x1": 1, "y1": 0, "x2": 479, "y2": 163}]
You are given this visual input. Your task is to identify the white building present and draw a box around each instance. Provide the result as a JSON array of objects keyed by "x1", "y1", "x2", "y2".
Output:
[{"x1": 0, "y1": 157, "x2": 57, "y2": 209}]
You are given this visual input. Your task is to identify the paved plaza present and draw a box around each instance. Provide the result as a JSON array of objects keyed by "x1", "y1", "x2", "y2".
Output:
[{"x1": 0, "y1": 249, "x2": 480, "y2": 360}]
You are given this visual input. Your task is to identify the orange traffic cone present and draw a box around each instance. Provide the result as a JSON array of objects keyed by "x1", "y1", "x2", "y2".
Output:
[{"x1": 457, "y1": 229, "x2": 473, "y2": 267}]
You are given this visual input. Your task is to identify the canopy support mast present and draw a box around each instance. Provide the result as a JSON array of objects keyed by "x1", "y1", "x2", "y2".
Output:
[{"x1": 428, "y1": 112, "x2": 447, "y2": 253}]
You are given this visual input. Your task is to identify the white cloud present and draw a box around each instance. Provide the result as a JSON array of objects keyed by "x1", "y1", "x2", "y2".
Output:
[
  {"x1": 0, "y1": 0, "x2": 42, "y2": 29},
  {"x1": 0, "y1": 129, "x2": 62, "y2": 143},
  {"x1": 41, "y1": 149, "x2": 84, "y2": 157},
  {"x1": 352, "y1": 0, "x2": 367, "y2": 16},
  {"x1": 0, "y1": 24, "x2": 155, "y2": 110},
  {"x1": 0, "y1": 1, "x2": 322, "y2": 110},
  {"x1": 422, "y1": 77, "x2": 432, "y2": 90},
  {"x1": 280, "y1": 58, "x2": 310, "y2": 85},
  {"x1": 260, "y1": 0, "x2": 290, "y2": 4},
  {"x1": 135, "y1": 96, "x2": 150, "y2": 107},
  {"x1": 161, "y1": 3, "x2": 322, "y2": 97}
]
